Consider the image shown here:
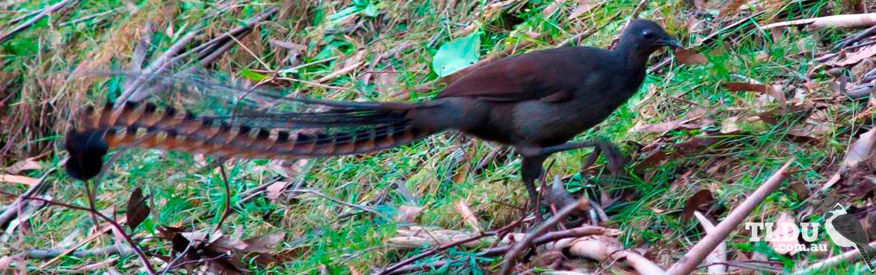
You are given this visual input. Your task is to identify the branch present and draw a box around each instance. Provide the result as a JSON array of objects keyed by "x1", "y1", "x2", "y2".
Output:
[
  {"x1": 0, "y1": 0, "x2": 79, "y2": 44},
  {"x1": 499, "y1": 198, "x2": 589, "y2": 274},
  {"x1": 666, "y1": 159, "x2": 794, "y2": 275},
  {"x1": 793, "y1": 240, "x2": 876, "y2": 274}
]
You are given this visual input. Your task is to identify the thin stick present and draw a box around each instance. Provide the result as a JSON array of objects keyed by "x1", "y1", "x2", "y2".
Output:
[
  {"x1": 0, "y1": 0, "x2": 78, "y2": 44},
  {"x1": 27, "y1": 245, "x2": 135, "y2": 259},
  {"x1": 666, "y1": 159, "x2": 794, "y2": 275},
  {"x1": 288, "y1": 189, "x2": 383, "y2": 217},
  {"x1": 0, "y1": 191, "x2": 157, "y2": 274},
  {"x1": 381, "y1": 231, "x2": 496, "y2": 275},
  {"x1": 480, "y1": 226, "x2": 609, "y2": 256},
  {"x1": 380, "y1": 220, "x2": 524, "y2": 275},
  {"x1": 499, "y1": 198, "x2": 589, "y2": 274},
  {"x1": 213, "y1": 163, "x2": 233, "y2": 233}
]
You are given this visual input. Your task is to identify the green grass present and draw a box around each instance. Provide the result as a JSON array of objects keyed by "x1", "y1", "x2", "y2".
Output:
[{"x1": 1, "y1": 0, "x2": 875, "y2": 273}]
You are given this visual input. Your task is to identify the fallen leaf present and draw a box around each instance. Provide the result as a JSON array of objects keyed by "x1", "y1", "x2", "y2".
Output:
[
  {"x1": 395, "y1": 205, "x2": 423, "y2": 224},
  {"x1": 787, "y1": 182, "x2": 811, "y2": 200},
  {"x1": 787, "y1": 123, "x2": 832, "y2": 141},
  {"x1": 768, "y1": 212, "x2": 800, "y2": 255},
  {"x1": 831, "y1": 42, "x2": 876, "y2": 67},
  {"x1": 676, "y1": 136, "x2": 722, "y2": 154},
  {"x1": 844, "y1": 127, "x2": 876, "y2": 169},
  {"x1": 266, "y1": 181, "x2": 290, "y2": 201},
  {"x1": 456, "y1": 201, "x2": 481, "y2": 231},
  {"x1": 632, "y1": 108, "x2": 708, "y2": 133},
  {"x1": 682, "y1": 189, "x2": 714, "y2": 222},
  {"x1": 568, "y1": 0, "x2": 602, "y2": 19},
  {"x1": 722, "y1": 82, "x2": 769, "y2": 93},
  {"x1": 0, "y1": 174, "x2": 40, "y2": 186},
  {"x1": 4, "y1": 158, "x2": 41, "y2": 174},
  {"x1": 126, "y1": 188, "x2": 150, "y2": 231},
  {"x1": 674, "y1": 47, "x2": 708, "y2": 65},
  {"x1": 242, "y1": 232, "x2": 286, "y2": 253},
  {"x1": 720, "y1": 115, "x2": 742, "y2": 134},
  {"x1": 722, "y1": 82, "x2": 786, "y2": 106}
]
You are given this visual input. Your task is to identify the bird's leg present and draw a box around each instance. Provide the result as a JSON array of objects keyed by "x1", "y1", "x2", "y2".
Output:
[
  {"x1": 536, "y1": 139, "x2": 628, "y2": 175},
  {"x1": 521, "y1": 155, "x2": 548, "y2": 214}
]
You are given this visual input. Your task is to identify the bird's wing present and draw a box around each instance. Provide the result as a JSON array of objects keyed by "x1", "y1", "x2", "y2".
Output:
[
  {"x1": 437, "y1": 48, "x2": 583, "y2": 103},
  {"x1": 832, "y1": 215, "x2": 870, "y2": 243}
]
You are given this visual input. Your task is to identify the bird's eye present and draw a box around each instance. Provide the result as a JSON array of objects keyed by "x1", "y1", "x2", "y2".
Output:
[{"x1": 642, "y1": 30, "x2": 654, "y2": 39}]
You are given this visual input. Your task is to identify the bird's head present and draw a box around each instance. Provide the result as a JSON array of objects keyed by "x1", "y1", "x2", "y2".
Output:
[
  {"x1": 618, "y1": 19, "x2": 681, "y2": 55},
  {"x1": 825, "y1": 204, "x2": 849, "y2": 220}
]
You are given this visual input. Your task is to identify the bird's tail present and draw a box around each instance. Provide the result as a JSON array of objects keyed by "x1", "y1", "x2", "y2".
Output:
[
  {"x1": 64, "y1": 100, "x2": 433, "y2": 181},
  {"x1": 856, "y1": 243, "x2": 876, "y2": 271}
]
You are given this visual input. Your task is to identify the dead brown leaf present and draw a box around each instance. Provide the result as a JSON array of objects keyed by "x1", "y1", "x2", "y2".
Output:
[
  {"x1": 266, "y1": 181, "x2": 290, "y2": 201},
  {"x1": 682, "y1": 189, "x2": 714, "y2": 222},
  {"x1": 241, "y1": 232, "x2": 286, "y2": 253},
  {"x1": 719, "y1": 0, "x2": 749, "y2": 17},
  {"x1": 674, "y1": 47, "x2": 708, "y2": 65},
  {"x1": 395, "y1": 205, "x2": 423, "y2": 224},
  {"x1": 787, "y1": 182, "x2": 811, "y2": 200},
  {"x1": 844, "y1": 127, "x2": 876, "y2": 169},
  {"x1": 126, "y1": 188, "x2": 150, "y2": 231},
  {"x1": 835, "y1": 44, "x2": 876, "y2": 67},
  {"x1": 722, "y1": 82, "x2": 769, "y2": 93}
]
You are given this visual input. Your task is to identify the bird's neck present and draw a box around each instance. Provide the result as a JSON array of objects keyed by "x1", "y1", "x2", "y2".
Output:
[{"x1": 611, "y1": 39, "x2": 651, "y2": 70}]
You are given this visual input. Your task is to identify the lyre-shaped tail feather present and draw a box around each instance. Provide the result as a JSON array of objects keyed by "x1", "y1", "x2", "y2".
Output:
[{"x1": 64, "y1": 101, "x2": 432, "y2": 181}]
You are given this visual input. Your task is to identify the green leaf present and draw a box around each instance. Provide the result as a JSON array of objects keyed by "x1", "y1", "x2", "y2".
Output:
[
  {"x1": 240, "y1": 68, "x2": 268, "y2": 82},
  {"x1": 364, "y1": 3, "x2": 379, "y2": 17},
  {"x1": 432, "y1": 32, "x2": 481, "y2": 77}
]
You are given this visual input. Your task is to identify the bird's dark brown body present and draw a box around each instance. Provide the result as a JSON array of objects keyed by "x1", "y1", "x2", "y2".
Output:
[
  {"x1": 411, "y1": 45, "x2": 648, "y2": 148},
  {"x1": 65, "y1": 19, "x2": 679, "y2": 206}
]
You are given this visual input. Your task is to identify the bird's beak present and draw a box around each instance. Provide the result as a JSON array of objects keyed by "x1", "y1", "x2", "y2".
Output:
[{"x1": 663, "y1": 38, "x2": 682, "y2": 49}]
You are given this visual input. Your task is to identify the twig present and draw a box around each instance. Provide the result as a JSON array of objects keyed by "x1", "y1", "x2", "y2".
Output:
[
  {"x1": 125, "y1": 22, "x2": 154, "y2": 89},
  {"x1": 666, "y1": 159, "x2": 794, "y2": 275},
  {"x1": 0, "y1": 191, "x2": 157, "y2": 274},
  {"x1": 0, "y1": 0, "x2": 79, "y2": 44},
  {"x1": 558, "y1": 12, "x2": 622, "y2": 47},
  {"x1": 608, "y1": 0, "x2": 649, "y2": 49},
  {"x1": 480, "y1": 226, "x2": 610, "y2": 256},
  {"x1": 118, "y1": 30, "x2": 200, "y2": 104},
  {"x1": 762, "y1": 13, "x2": 876, "y2": 30},
  {"x1": 0, "y1": 162, "x2": 59, "y2": 228},
  {"x1": 288, "y1": 189, "x2": 383, "y2": 217},
  {"x1": 693, "y1": 211, "x2": 727, "y2": 275},
  {"x1": 213, "y1": 163, "x2": 233, "y2": 233},
  {"x1": 838, "y1": 24, "x2": 876, "y2": 48},
  {"x1": 381, "y1": 231, "x2": 496, "y2": 275},
  {"x1": 27, "y1": 245, "x2": 135, "y2": 259},
  {"x1": 380, "y1": 220, "x2": 525, "y2": 275},
  {"x1": 499, "y1": 198, "x2": 589, "y2": 274}
]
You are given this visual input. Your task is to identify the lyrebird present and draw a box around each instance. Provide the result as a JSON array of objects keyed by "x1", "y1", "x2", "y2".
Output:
[{"x1": 65, "y1": 19, "x2": 680, "y2": 209}]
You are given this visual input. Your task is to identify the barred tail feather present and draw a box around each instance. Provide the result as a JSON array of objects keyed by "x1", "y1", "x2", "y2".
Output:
[{"x1": 65, "y1": 101, "x2": 432, "y2": 181}]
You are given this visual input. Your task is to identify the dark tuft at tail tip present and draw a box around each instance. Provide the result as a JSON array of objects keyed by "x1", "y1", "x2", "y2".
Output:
[{"x1": 64, "y1": 129, "x2": 108, "y2": 181}]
